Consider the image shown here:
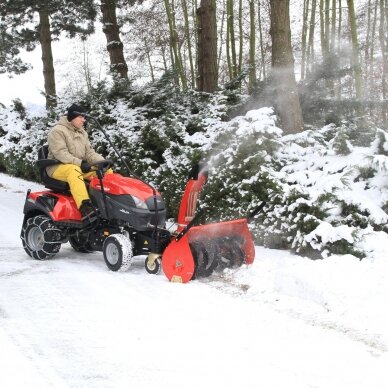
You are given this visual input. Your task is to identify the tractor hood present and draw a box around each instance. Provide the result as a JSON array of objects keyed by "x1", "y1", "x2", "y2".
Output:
[
  {"x1": 89, "y1": 173, "x2": 166, "y2": 230},
  {"x1": 89, "y1": 173, "x2": 158, "y2": 201}
]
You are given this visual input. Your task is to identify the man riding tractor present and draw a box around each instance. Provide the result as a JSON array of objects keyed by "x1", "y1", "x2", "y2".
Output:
[{"x1": 47, "y1": 103, "x2": 112, "y2": 219}]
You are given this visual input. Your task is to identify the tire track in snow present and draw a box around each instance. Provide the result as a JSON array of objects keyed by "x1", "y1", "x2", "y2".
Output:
[
  {"x1": 0, "y1": 246, "x2": 23, "y2": 254},
  {"x1": 0, "y1": 306, "x2": 8, "y2": 319},
  {"x1": 276, "y1": 307, "x2": 388, "y2": 355},
  {"x1": 201, "y1": 272, "x2": 388, "y2": 355},
  {"x1": 0, "y1": 320, "x2": 69, "y2": 387}
]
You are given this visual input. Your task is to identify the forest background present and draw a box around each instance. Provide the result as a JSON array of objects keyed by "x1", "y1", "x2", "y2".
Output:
[{"x1": 0, "y1": 0, "x2": 387, "y2": 259}]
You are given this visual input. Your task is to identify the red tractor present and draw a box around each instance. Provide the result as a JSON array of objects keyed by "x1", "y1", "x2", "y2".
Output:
[{"x1": 21, "y1": 116, "x2": 259, "y2": 283}]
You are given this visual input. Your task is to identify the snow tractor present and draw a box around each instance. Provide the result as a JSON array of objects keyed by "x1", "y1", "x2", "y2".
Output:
[{"x1": 20, "y1": 115, "x2": 259, "y2": 283}]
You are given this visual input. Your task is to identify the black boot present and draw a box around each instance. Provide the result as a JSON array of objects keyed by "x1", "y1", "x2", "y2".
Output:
[{"x1": 79, "y1": 200, "x2": 96, "y2": 220}]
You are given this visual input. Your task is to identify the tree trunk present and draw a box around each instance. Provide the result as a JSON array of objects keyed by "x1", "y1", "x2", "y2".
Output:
[
  {"x1": 336, "y1": 0, "x2": 342, "y2": 98},
  {"x1": 379, "y1": 0, "x2": 387, "y2": 124},
  {"x1": 226, "y1": 0, "x2": 232, "y2": 79},
  {"x1": 248, "y1": 0, "x2": 256, "y2": 92},
  {"x1": 38, "y1": 10, "x2": 56, "y2": 109},
  {"x1": 226, "y1": 0, "x2": 237, "y2": 78},
  {"x1": 270, "y1": 0, "x2": 304, "y2": 134},
  {"x1": 326, "y1": 0, "x2": 334, "y2": 94},
  {"x1": 217, "y1": 4, "x2": 226, "y2": 74},
  {"x1": 193, "y1": 0, "x2": 199, "y2": 77},
  {"x1": 325, "y1": 0, "x2": 330, "y2": 51},
  {"x1": 346, "y1": 0, "x2": 362, "y2": 99},
  {"x1": 330, "y1": 0, "x2": 336, "y2": 50},
  {"x1": 182, "y1": 0, "x2": 195, "y2": 88},
  {"x1": 164, "y1": 0, "x2": 187, "y2": 90},
  {"x1": 301, "y1": 0, "x2": 310, "y2": 79},
  {"x1": 385, "y1": 0, "x2": 388, "y2": 51},
  {"x1": 82, "y1": 41, "x2": 92, "y2": 94},
  {"x1": 258, "y1": 1, "x2": 266, "y2": 79},
  {"x1": 146, "y1": 46, "x2": 155, "y2": 82},
  {"x1": 320, "y1": 0, "x2": 326, "y2": 58},
  {"x1": 172, "y1": 0, "x2": 188, "y2": 89},
  {"x1": 238, "y1": 0, "x2": 243, "y2": 74},
  {"x1": 365, "y1": 0, "x2": 372, "y2": 65},
  {"x1": 364, "y1": 0, "x2": 375, "y2": 92},
  {"x1": 101, "y1": 0, "x2": 129, "y2": 80},
  {"x1": 161, "y1": 46, "x2": 168, "y2": 72},
  {"x1": 306, "y1": 0, "x2": 317, "y2": 76},
  {"x1": 370, "y1": 0, "x2": 378, "y2": 63},
  {"x1": 197, "y1": 0, "x2": 217, "y2": 92},
  {"x1": 337, "y1": 0, "x2": 342, "y2": 49}
]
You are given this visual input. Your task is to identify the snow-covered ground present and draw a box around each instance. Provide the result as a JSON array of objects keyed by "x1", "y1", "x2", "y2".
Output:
[{"x1": 1, "y1": 172, "x2": 388, "y2": 387}]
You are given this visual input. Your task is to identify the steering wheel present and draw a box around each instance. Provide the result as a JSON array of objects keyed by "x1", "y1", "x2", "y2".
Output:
[{"x1": 90, "y1": 160, "x2": 113, "y2": 173}]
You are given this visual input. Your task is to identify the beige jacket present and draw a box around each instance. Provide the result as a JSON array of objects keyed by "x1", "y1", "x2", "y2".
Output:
[{"x1": 46, "y1": 116, "x2": 104, "y2": 176}]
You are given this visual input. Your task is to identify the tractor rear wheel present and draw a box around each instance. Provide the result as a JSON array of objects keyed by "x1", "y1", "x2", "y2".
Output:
[
  {"x1": 103, "y1": 234, "x2": 133, "y2": 272},
  {"x1": 69, "y1": 232, "x2": 93, "y2": 253},
  {"x1": 21, "y1": 215, "x2": 62, "y2": 260}
]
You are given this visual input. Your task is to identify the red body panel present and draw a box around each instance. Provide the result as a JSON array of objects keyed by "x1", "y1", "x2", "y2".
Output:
[
  {"x1": 28, "y1": 191, "x2": 82, "y2": 221},
  {"x1": 28, "y1": 173, "x2": 161, "y2": 222},
  {"x1": 161, "y1": 234, "x2": 195, "y2": 283},
  {"x1": 89, "y1": 173, "x2": 157, "y2": 200}
]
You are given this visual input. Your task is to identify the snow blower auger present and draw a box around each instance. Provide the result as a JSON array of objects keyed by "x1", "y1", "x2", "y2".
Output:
[
  {"x1": 161, "y1": 163, "x2": 264, "y2": 283},
  {"x1": 20, "y1": 114, "x2": 261, "y2": 283}
]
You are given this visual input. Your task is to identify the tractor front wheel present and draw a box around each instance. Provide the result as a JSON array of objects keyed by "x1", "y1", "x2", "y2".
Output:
[
  {"x1": 103, "y1": 234, "x2": 133, "y2": 272},
  {"x1": 145, "y1": 255, "x2": 161, "y2": 275}
]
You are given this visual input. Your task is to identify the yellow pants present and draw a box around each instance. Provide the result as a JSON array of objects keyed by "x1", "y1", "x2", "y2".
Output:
[{"x1": 52, "y1": 164, "x2": 113, "y2": 208}]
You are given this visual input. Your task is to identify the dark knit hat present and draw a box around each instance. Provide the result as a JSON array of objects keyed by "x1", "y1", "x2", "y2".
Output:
[{"x1": 67, "y1": 103, "x2": 87, "y2": 122}]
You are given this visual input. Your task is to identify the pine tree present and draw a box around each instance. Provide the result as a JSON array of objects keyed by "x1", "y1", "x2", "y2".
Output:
[
  {"x1": 0, "y1": 14, "x2": 30, "y2": 75},
  {"x1": 0, "y1": 0, "x2": 96, "y2": 108}
]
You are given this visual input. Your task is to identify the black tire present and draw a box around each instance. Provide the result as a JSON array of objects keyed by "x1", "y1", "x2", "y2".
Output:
[
  {"x1": 21, "y1": 215, "x2": 62, "y2": 260},
  {"x1": 69, "y1": 232, "x2": 94, "y2": 253},
  {"x1": 145, "y1": 255, "x2": 161, "y2": 275},
  {"x1": 103, "y1": 234, "x2": 133, "y2": 272}
]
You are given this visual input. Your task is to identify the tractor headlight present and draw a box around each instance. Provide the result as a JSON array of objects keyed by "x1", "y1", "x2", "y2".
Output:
[{"x1": 131, "y1": 195, "x2": 148, "y2": 210}]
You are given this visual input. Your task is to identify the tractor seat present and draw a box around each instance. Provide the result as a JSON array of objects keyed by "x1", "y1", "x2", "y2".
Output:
[{"x1": 36, "y1": 145, "x2": 70, "y2": 193}]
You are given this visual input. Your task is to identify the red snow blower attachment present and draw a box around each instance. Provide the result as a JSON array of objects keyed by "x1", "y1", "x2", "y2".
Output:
[{"x1": 161, "y1": 163, "x2": 260, "y2": 283}]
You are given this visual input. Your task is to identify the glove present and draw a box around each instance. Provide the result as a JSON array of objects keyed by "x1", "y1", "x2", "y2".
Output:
[
  {"x1": 101, "y1": 160, "x2": 113, "y2": 169},
  {"x1": 80, "y1": 160, "x2": 91, "y2": 173}
]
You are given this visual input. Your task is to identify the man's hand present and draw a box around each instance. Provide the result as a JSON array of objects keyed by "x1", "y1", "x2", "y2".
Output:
[{"x1": 80, "y1": 160, "x2": 91, "y2": 173}]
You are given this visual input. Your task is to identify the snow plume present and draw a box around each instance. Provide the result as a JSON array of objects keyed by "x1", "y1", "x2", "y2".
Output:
[
  {"x1": 203, "y1": 107, "x2": 282, "y2": 168},
  {"x1": 196, "y1": 107, "x2": 283, "y2": 221}
]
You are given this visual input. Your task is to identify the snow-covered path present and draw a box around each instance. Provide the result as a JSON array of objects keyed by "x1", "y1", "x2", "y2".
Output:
[{"x1": 1, "y1": 173, "x2": 388, "y2": 387}]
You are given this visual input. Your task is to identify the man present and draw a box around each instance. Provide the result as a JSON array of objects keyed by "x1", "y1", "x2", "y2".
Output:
[{"x1": 47, "y1": 103, "x2": 110, "y2": 219}]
